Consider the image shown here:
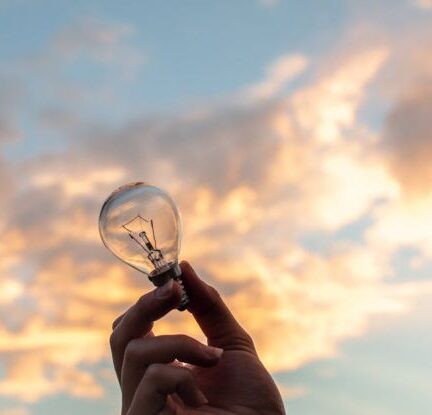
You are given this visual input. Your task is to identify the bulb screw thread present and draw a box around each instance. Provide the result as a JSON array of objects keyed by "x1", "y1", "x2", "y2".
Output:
[
  {"x1": 174, "y1": 275, "x2": 190, "y2": 311},
  {"x1": 148, "y1": 262, "x2": 190, "y2": 311}
]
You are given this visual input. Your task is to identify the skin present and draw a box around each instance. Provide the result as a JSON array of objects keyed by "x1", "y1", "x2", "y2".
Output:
[{"x1": 110, "y1": 261, "x2": 286, "y2": 415}]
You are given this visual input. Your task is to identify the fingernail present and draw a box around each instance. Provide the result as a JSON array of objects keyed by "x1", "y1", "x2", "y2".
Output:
[
  {"x1": 204, "y1": 346, "x2": 224, "y2": 359},
  {"x1": 155, "y1": 279, "x2": 174, "y2": 299},
  {"x1": 195, "y1": 389, "x2": 208, "y2": 406}
]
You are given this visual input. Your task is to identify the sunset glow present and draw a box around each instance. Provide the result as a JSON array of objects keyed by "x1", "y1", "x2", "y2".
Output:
[{"x1": 1, "y1": 1, "x2": 432, "y2": 414}]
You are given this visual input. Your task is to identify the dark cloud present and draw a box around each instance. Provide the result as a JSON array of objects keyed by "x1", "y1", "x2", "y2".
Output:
[
  {"x1": 0, "y1": 121, "x2": 18, "y2": 142},
  {"x1": 72, "y1": 101, "x2": 283, "y2": 195},
  {"x1": 382, "y1": 86, "x2": 432, "y2": 195},
  {"x1": 0, "y1": 81, "x2": 23, "y2": 142},
  {"x1": 0, "y1": 158, "x2": 13, "y2": 211}
]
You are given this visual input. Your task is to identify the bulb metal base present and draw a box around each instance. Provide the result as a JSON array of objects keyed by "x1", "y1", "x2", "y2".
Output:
[{"x1": 148, "y1": 262, "x2": 190, "y2": 311}]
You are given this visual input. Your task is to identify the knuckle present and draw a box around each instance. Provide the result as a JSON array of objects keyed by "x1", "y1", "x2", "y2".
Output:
[
  {"x1": 242, "y1": 331, "x2": 255, "y2": 348},
  {"x1": 124, "y1": 339, "x2": 142, "y2": 363},
  {"x1": 207, "y1": 285, "x2": 220, "y2": 299},
  {"x1": 136, "y1": 293, "x2": 149, "y2": 309},
  {"x1": 109, "y1": 330, "x2": 121, "y2": 350},
  {"x1": 174, "y1": 334, "x2": 192, "y2": 345},
  {"x1": 206, "y1": 285, "x2": 223, "y2": 307},
  {"x1": 176, "y1": 334, "x2": 198, "y2": 353},
  {"x1": 145, "y1": 363, "x2": 165, "y2": 380},
  {"x1": 235, "y1": 330, "x2": 256, "y2": 353},
  {"x1": 177, "y1": 366, "x2": 193, "y2": 382},
  {"x1": 111, "y1": 315, "x2": 122, "y2": 330}
]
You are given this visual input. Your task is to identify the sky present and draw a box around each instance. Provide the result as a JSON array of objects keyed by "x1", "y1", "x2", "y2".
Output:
[{"x1": 0, "y1": 0, "x2": 432, "y2": 414}]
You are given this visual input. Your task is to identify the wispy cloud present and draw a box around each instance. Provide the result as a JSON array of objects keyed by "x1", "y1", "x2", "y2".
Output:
[
  {"x1": 243, "y1": 54, "x2": 308, "y2": 100},
  {"x1": 51, "y1": 18, "x2": 144, "y2": 79}
]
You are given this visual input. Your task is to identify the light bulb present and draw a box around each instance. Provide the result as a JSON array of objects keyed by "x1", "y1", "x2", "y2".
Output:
[{"x1": 99, "y1": 182, "x2": 189, "y2": 310}]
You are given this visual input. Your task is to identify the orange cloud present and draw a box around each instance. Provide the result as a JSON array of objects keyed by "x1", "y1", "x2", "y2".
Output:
[
  {"x1": 291, "y1": 48, "x2": 388, "y2": 144},
  {"x1": 415, "y1": 0, "x2": 432, "y2": 9},
  {"x1": 1, "y1": 407, "x2": 29, "y2": 415},
  {"x1": 31, "y1": 166, "x2": 126, "y2": 198}
]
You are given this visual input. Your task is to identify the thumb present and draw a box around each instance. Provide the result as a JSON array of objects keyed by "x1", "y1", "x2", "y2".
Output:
[{"x1": 180, "y1": 261, "x2": 255, "y2": 352}]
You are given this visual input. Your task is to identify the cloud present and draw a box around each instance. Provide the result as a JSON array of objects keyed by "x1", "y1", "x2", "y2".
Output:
[
  {"x1": 0, "y1": 341, "x2": 105, "y2": 402},
  {"x1": 291, "y1": 48, "x2": 388, "y2": 144},
  {"x1": 198, "y1": 242, "x2": 424, "y2": 371},
  {"x1": 0, "y1": 18, "x2": 145, "y2": 140},
  {"x1": 50, "y1": 18, "x2": 144, "y2": 80},
  {"x1": 244, "y1": 54, "x2": 308, "y2": 100},
  {"x1": 0, "y1": 156, "x2": 14, "y2": 218},
  {"x1": 1, "y1": 20, "x2": 432, "y2": 405},
  {"x1": 381, "y1": 86, "x2": 432, "y2": 197},
  {"x1": 415, "y1": 0, "x2": 432, "y2": 9},
  {"x1": 1, "y1": 407, "x2": 29, "y2": 415},
  {"x1": 0, "y1": 279, "x2": 24, "y2": 305},
  {"x1": 277, "y1": 384, "x2": 307, "y2": 400},
  {"x1": 0, "y1": 82, "x2": 23, "y2": 142},
  {"x1": 30, "y1": 165, "x2": 127, "y2": 198},
  {"x1": 52, "y1": 19, "x2": 134, "y2": 61},
  {"x1": 366, "y1": 34, "x2": 432, "y2": 259}
]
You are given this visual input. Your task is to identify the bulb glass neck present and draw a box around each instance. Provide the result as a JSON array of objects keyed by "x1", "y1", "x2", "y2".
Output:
[{"x1": 148, "y1": 262, "x2": 181, "y2": 286}]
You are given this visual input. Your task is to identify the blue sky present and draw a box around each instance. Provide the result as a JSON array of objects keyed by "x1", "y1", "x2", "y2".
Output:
[{"x1": 0, "y1": 1, "x2": 432, "y2": 414}]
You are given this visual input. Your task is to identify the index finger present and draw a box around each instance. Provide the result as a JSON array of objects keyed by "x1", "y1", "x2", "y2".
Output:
[
  {"x1": 180, "y1": 261, "x2": 256, "y2": 353},
  {"x1": 110, "y1": 279, "x2": 181, "y2": 380}
]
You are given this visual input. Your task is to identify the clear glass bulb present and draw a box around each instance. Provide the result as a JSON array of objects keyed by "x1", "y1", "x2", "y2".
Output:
[{"x1": 99, "y1": 182, "x2": 189, "y2": 310}]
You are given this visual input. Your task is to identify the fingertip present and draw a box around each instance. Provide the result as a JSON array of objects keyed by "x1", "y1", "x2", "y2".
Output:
[
  {"x1": 111, "y1": 313, "x2": 125, "y2": 330},
  {"x1": 152, "y1": 279, "x2": 182, "y2": 312},
  {"x1": 178, "y1": 261, "x2": 252, "y2": 349},
  {"x1": 205, "y1": 346, "x2": 224, "y2": 359},
  {"x1": 154, "y1": 279, "x2": 174, "y2": 299},
  {"x1": 180, "y1": 261, "x2": 203, "y2": 288},
  {"x1": 199, "y1": 349, "x2": 223, "y2": 367},
  {"x1": 180, "y1": 260, "x2": 194, "y2": 276},
  {"x1": 154, "y1": 278, "x2": 179, "y2": 296},
  {"x1": 178, "y1": 262, "x2": 214, "y2": 315}
]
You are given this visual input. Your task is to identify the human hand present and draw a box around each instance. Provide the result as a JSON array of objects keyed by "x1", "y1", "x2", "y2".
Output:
[{"x1": 110, "y1": 261, "x2": 285, "y2": 415}]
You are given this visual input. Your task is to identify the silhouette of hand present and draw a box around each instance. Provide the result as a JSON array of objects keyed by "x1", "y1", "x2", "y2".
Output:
[{"x1": 110, "y1": 261, "x2": 285, "y2": 415}]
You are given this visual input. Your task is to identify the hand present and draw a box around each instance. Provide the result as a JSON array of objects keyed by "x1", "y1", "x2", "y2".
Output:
[{"x1": 110, "y1": 261, "x2": 285, "y2": 415}]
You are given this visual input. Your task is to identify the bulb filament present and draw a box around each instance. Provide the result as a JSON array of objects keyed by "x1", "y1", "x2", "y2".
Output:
[{"x1": 122, "y1": 215, "x2": 168, "y2": 273}]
